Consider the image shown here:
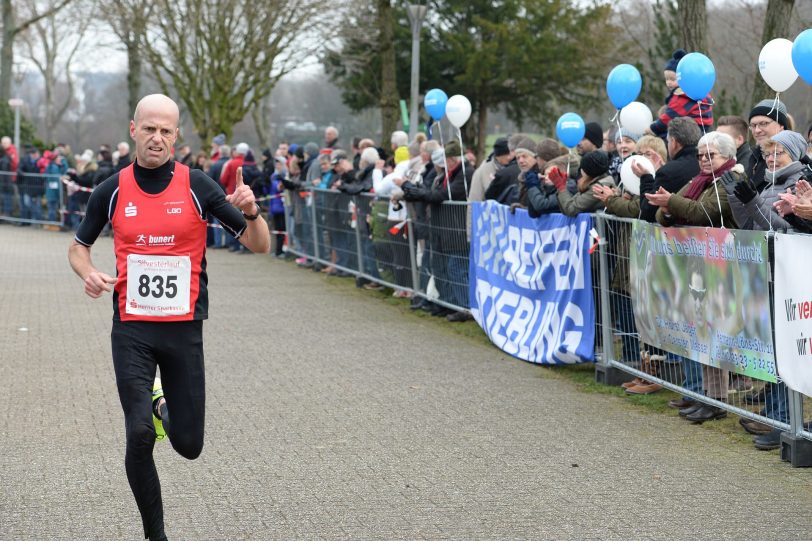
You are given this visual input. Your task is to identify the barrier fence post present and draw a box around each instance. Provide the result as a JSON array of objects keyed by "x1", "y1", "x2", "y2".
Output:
[
  {"x1": 406, "y1": 205, "x2": 420, "y2": 294},
  {"x1": 310, "y1": 190, "x2": 320, "y2": 264},
  {"x1": 781, "y1": 389, "x2": 812, "y2": 467},
  {"x1": 353, "y1": 196, "x2": 364, "y2": 278},
  {"x1": 594, "y1": 213, "x2": 633, "y2": 386}
]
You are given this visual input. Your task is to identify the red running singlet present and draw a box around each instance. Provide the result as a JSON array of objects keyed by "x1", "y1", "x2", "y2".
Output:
[{"x1": 112, "y1": 163, "x2": 208, "y2": 321}]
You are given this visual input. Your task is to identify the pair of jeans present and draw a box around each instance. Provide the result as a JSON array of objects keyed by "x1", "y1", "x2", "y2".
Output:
[
  {"x1": 1, "y1": 191, "x2": 14, "y2": 217},
  {"x1": 762, "y1": 382, "x2": 789, "y2": 424},
  {"x1": 613, "y1": 293, "x2": 640, "y2": 363},
  {"x1": 21, "y1": 194, "x2": 42, "y2": 222},
  {"x1": 333, "y1": 229, "x2": 357, "y2": 271},
  {"x1": 46, "y1": 198, "x2": 59, "y2": 222},
  {"x1": 670, "y1": 353, "x2": 704, "y2": 401},
  {"x1": 446, "y1": 251, "x2": 469, "y2": 309}
]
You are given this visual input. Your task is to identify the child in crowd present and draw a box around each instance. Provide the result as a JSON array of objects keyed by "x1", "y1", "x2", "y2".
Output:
[{"x1": 649, "y1": 49, "x2": 713, "y2": 140}]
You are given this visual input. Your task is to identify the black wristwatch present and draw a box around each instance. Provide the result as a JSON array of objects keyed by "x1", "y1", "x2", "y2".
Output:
[{"x1": 242, "y1": 204, "x2": 260, "y2": 221}]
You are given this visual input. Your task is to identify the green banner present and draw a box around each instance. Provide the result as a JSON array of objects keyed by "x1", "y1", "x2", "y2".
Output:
[{"x1": 629, "y1": 222, "x2": 776, "y2": 383}]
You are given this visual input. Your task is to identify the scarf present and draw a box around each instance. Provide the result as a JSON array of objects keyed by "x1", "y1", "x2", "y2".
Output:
[{"x1": 683, "y1": 158, "x2": 735, "y2": 201}]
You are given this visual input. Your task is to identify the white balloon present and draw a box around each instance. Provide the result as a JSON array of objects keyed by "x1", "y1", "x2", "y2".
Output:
[
  {"x1": 619, "y1": 102, "x2": 654, "y2": 135},
  {"x1": 445, "y1": 95, "x2": 472, "y2": 128},
  {"x1": 759, "y1": 38, "x2": 798, "y2": 92},
  {"x1": 619, "y1": 155, "x2": 654, "y2": 196}
]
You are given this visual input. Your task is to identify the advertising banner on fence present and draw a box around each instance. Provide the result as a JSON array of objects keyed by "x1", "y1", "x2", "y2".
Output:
[
  {"x1": 469, "y1": 201, "x2": 594, "y2": 365},
  {"x1": 774, "y1": 233, "x2": 812, "y2": 396},
  {"x1": 629, "y1": 221, "x2": 775, "y2": 382}
]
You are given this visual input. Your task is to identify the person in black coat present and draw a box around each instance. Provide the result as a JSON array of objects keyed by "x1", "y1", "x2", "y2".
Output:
[{"x1": 637, "y1": 117, "x2": 701, "y2": 223}]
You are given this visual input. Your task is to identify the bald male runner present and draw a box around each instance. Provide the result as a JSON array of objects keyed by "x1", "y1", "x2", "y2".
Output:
[{"x1": 68, "y1": 94, "x2": 270, "y2": 541}]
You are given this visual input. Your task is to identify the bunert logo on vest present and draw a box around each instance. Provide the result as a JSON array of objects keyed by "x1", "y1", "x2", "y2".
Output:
[{"x1": 133, "y1": 233, "x2": 177, "y2": 247}]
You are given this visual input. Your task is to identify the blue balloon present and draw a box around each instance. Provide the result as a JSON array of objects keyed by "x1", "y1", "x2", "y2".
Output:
[
  {"x1": 676, "y1": 52, "x2": 716, "y2": 101},
  {"x1": 556, "y1": 113, "x2": 585, "y2": 149},
  {"x1": 792, "y1": 29, "x2": 812, "y2": 86},
  {"x1": 424, "y1": 89, "x2": 448, "y2": 121},
  {"x1": 606, "y1": 64, "x2": 642, "y2": 109}
]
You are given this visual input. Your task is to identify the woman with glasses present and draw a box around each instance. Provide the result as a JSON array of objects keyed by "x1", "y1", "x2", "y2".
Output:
[
  {"x1": 644, "y1": 131, "x2": 737, "y2": 229},
  {"x1": 726, "y1": 130, "x2": 808, "y2": 232}
]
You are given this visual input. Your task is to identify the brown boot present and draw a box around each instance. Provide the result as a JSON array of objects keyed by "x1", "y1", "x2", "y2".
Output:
[
  {"x1": 625, "y1": 381, "x2": 663, "y2": 394},
  {"x1": 621, "y1": 377, "x2": 645, "y2": 389}
]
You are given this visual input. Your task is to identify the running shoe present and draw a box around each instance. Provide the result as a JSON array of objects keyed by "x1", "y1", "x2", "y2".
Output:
[{"x1": 152, "y1": 378, "x2": 166, "y2": 442}]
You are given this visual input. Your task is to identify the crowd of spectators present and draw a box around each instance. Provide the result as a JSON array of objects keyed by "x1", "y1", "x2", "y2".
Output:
[{"x1": 3, "y1": 47, "x2": 812, "y2": 452}]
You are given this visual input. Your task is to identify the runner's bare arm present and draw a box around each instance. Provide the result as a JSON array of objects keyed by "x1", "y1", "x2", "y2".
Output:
[
  {"x1": 68, "y1": 241, "x2": 117, "y2": 298},
  {"x1": 225, "y1": 167, "x2": 271, "y2": 254}
]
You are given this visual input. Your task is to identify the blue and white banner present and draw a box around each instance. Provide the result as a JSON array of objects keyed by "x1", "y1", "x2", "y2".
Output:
[{"x1": 469, "y1": 201, "x2": 595, "y2": 365}]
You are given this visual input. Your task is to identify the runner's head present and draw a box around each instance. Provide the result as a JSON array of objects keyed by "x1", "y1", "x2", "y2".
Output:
[{"x1": 130, "y1": 94, "x2": 180, "y2": 169}]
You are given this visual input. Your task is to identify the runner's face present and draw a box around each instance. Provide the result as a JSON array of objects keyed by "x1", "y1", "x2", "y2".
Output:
[{"x1": 130, "y1": 107, "x2": 179, "y2": 168}]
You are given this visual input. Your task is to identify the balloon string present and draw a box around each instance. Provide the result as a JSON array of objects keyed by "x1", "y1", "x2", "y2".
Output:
[
  {"x1": 458, "y1": 128, "x2": 468, "y2": 196},
  {"x1": 698, "y1": 100, "x2": 725, "y2": 229},
  {"x1": 436, "y1": 120, "x2": 452, "y2": 200},
  {"x1": 567, "y1": 150, "x2": 572, "y2": 183},
  {"x1": 766, "y1": 91, "x2": 782, "y2": 232}
]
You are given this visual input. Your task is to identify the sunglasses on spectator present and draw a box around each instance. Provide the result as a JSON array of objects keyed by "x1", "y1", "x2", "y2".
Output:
[
  {"x1": 689, "y1": 286, "x2": 706, "y2": 301},
  {"x1": 696, "y1": 152, "x2": 718, "y2": 161},
  {"x1": 749, "y1": 120, "x2": 775, "y2": 131}
]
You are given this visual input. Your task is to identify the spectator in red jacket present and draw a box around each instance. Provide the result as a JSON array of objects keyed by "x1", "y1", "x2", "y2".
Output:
[{"x1": 220, "y1": 142, "x2": 249, "y2": 195}]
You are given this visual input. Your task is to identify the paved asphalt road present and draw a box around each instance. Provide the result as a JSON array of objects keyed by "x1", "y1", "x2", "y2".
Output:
[{"x1": 2, "y1": 225, "x2": 812, "y2": 540}]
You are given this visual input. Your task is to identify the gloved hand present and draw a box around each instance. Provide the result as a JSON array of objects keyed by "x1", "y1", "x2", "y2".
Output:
[
  {"x1": 523, "y1": 170, "x2": 541, "y2": 189},
  {"x1": 548, "y1": 166, "x2": 568, "y2": 192},
  {"x1": 733, "y1": 180, "x2": 757, "y2": 204},
  {"x1": 719, "y1": 170, "x2": 739, "y2": 188}
]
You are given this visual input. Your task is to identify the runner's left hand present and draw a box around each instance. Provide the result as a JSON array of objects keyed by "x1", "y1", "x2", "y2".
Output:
[{"x1": 225, "y1": 167, "x2": 257, "y2": 215}]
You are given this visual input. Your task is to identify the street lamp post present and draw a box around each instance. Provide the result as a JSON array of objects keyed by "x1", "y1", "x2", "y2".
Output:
[
  {"x1": 8, "y1": 98, "x2": 23, "y2": 148},
  {"x1": 406, "y1": 4, "x2": 427, "y2": 141}
]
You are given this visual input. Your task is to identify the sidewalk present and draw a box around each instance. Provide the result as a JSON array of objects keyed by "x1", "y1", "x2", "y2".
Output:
[{"x1": 1, "y1": 225, "x2": 812, "y2": 540}]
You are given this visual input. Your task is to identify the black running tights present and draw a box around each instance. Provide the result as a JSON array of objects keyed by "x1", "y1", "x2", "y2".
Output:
[{"x1": 111, "y1": 320, "x2": 206, "y2": 541}]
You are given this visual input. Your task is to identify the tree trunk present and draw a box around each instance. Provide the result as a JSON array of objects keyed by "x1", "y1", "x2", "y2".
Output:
[
  {"x1": 251, "y1": 99, "x2": 272, "y2": 150},
  {"x1": 1, "y1": 0, "x2": 15, "y2": 102},
  {"x1": 126, "y1": 35, "x2": 142, "y2": 121},
  {"x1": 476, "y1": 103, "x2": 488, "y2": 163},
  {"x1": 751, "y1": 0, "x2": 795, "y2": 106},
  {"x1": 378, "y1": 0, "x2": 399, "y2": 143},
  {"x1": 678, "y1": 0, "x2": 707, "y2": 52}
]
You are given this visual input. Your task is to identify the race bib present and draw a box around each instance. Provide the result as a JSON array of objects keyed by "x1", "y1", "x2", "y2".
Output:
[{"x1": 126, "y1": 254, "x2": 191, "y2": 316}]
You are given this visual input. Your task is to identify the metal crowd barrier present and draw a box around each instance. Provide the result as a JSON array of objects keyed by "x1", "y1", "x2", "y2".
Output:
[
  {"x1": 592, "y1": 213, "x2": 810, "y2": 466},
  {"x1": 286, "y1": 188, "x2": 471, "y2": 313},
  {"x1": 0, "y1": 170, "x2": 65, "y2": 227}
]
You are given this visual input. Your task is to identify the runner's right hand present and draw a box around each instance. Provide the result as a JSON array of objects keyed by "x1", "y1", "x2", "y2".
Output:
[{"x1": 84, "y1": 271, "x2": 117, "y2": 298}]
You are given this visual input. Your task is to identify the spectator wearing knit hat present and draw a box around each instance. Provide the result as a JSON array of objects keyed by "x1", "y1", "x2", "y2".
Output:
[
  {"x1": 551, "y1": 150, "x2": 615, "y2": 216},
  {"x1": 650, "y1": 49, "x2": 714, "y2": 140},
  {"x1": 729, "y1": 130, "x2": 808, "y2": 231},
  {"x1": 577, "y1": 122, "x2": 603, "y2": 155},
  {"x1": 519, "y1": 148, "x2": 562, "y2": 218},
  {"x1": 746, "y1": 99, "x2": 789, "y2": 190},
  {"x1": 483, "y1": 134, "x2": 530, "y2": 204}
]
